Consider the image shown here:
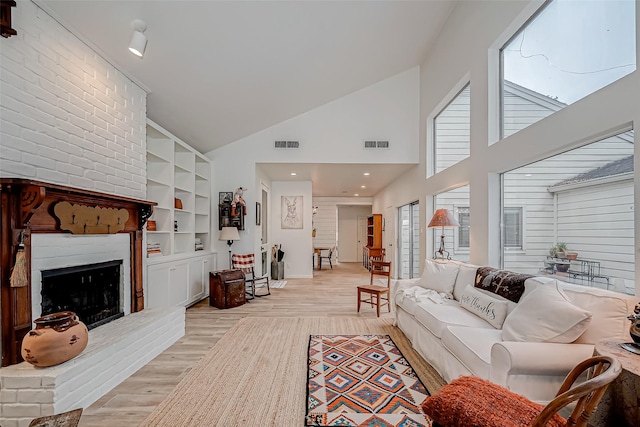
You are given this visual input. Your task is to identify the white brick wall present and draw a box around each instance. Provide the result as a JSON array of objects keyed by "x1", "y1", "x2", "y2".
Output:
[{"x1": 0, "y1": 1, "x2": 147, "y2": 199}]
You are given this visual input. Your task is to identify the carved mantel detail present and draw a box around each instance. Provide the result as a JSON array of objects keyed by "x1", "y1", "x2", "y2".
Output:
[{"x1": 0, "y1": 179, "x2": 156, "y2": 367}]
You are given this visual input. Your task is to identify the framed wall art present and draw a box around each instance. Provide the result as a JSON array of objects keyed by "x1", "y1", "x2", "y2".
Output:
[{"x1": 281, "y1": 196, "x2": 303, "y2": 229}]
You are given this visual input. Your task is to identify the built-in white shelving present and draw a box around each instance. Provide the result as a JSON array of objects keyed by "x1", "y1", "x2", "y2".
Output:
[{"x1": 146, "y1": 119, "x2": 212, "y2": 257}]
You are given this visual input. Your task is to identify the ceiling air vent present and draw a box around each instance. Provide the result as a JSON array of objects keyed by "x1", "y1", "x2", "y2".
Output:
[
  {"x1": 364, "y1": 140, "x2": 390, "y2": 149},
  {"x1": 274, "y1": 140, "x2": 300, "y2": 149}
]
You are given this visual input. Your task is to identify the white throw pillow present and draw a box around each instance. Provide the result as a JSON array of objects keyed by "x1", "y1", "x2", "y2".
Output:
[
  {"x1": 502, "y1": 281, "x2": 592, "y2": 343},
  {"x1": 416, "y1": 259, "x2": 460, "y2": 297},
  {"x1": 458, "y1": 285, "x2": 509, "y2": 329}
]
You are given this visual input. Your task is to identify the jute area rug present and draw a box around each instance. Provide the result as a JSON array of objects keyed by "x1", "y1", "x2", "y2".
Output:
[{"x1": 140, "y1": 317, "x2": 444, "y2": 427}]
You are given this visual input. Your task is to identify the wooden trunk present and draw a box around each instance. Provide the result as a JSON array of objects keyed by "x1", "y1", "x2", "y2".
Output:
[{"x1": 209, "y1": 269, "x2": 245, "y2": 309}]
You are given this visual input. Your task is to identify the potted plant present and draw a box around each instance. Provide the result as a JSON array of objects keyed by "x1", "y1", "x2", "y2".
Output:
[{"x1": 549, "y1": 242, "x2": 568, "y2": 259}]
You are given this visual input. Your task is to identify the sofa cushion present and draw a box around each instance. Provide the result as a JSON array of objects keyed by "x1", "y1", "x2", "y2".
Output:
[
  {"x1": 557, "y1": 280, "x2": 635, "y2": 344},
  {"x1": 413, "y1": 300, "x2": 494, "y2": 339},
  {"x1": 416, "y1": 259, "x2": 460, "y2": 297},
  {"x1": 502, "y1": 281, "x2": 592, "y2": 343},
  {"x1": 458, "y1": 285, "x2": 509, "y2": 329},
  {"x1": 441, "y1": 326, "x2": 503, "y2": 379},
  {"x1": 452, "y1": 262, "x2": 479, "y2": 301}
]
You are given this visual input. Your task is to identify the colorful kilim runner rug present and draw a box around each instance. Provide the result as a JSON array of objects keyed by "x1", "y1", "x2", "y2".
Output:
[{"x1": 305, "y1": 334, "x2": 431, "y2": 427}]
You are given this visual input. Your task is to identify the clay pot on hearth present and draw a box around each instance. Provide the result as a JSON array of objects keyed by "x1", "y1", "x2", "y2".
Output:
[{"x1": 21, "y1": 311, "x2": 88, "y2": 367}]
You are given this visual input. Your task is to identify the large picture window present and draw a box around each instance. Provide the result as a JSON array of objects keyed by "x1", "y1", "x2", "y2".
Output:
[
  {"x1": 501, "y1": 129, "x2": 634, "y2": 295},
  {"x1": 501, "y1": 0, "x2": 636, "y2": 138},
  {"x1": 434, "y1": 84, "x2": 470, "y2": 173}
]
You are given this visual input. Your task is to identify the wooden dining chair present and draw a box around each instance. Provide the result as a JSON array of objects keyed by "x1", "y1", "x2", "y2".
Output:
[
  {"x1": 422, "y1": 355, "x2": 621, "y2": 427},
  {"x1": 357, "y1": 260, "x2": 391, "y2": 317},
  {"x1": 319, "y1": 246, "x2": 335, "y2": 269}
]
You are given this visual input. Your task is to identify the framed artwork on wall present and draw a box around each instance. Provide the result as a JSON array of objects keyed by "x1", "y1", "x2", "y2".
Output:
[
  {"x1": 281, "y1": 196, "x2": 303, "y2": 229},
  {"x1": 219, "y1": 192, "x2": 233, "y2": 205}
]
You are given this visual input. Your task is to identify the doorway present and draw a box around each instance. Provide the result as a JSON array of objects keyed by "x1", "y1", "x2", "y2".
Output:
[{"x1": 337, "y1": 205, "x2": 372, "y2": 262}]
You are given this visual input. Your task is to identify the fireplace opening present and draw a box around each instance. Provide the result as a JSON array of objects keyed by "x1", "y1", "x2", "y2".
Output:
[{"x1": 41, "y1": 260, "x2": 124, "y2": 330}]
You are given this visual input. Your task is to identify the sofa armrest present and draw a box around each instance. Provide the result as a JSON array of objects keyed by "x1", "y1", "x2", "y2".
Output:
[{"x1": 490, "y1": 341, "x2": 594, "y2": 382}]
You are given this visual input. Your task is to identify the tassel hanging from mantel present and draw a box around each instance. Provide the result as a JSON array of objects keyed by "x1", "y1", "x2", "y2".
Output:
[{"x1": 10, "y1": 232, "x2": 28, "y2": 288}]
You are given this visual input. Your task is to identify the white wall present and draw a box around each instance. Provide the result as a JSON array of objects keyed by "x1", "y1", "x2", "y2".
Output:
[
  {"x1": 374, "y1": 0, "x2": 640, "y2": 295},
  {"x1": 337, "y1": 205, "x2": 373, "y2": 262},
  {"x1": 208, "y1": 67, "x2": 420, "y2": 270},
  {"x1": 0, "y1": 0, "x2": 147, "y2": 199},
  {"x1": 270, "y1": 181, "x2": 313, "y2": 278}
]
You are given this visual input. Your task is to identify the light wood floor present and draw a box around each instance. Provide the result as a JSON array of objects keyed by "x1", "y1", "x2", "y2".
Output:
[{"x1": 78, "y1": 262, "x2": 445, "y2": 426}]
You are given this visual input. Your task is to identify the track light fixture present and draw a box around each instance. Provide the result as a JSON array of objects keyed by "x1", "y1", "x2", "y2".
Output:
[{"x1": 128, "y1": 19, "x2": 147, "y2": 58}]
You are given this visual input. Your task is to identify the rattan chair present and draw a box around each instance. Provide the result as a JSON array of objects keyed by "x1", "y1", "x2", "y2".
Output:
[
  {"x1": 231, "y1": 253, "x2": 270, "y2": 299},
  {"x1": 422, "y1": 355, "x2": 621, "y2": 427},
  {"x1": 357, "y1": 260, "x2": 391, "y2": 317}
]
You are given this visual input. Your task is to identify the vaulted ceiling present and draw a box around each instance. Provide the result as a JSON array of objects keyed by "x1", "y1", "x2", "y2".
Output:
[{"x1": 39, "y1": 0, "x2": 457, "y2": 196}]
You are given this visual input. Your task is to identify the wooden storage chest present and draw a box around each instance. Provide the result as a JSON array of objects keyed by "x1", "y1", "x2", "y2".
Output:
[{"x1": 209, "y1": 269, "x2": 246, "y2": 309}]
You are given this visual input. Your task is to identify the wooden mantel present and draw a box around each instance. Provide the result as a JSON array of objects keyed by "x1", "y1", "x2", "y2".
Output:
[{"x1": 0, "y1": 179, "x2": 155, "y2": 367}]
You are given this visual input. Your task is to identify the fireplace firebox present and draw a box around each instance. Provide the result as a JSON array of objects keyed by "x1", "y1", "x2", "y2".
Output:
[{"x1": 41, "y1": 260, "x2": 124, "y2": 330}]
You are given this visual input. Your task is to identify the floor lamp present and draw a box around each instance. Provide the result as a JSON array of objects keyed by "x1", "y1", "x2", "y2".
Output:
[
  {"x1": 428, "y1": 209, "x2": 459, "y2": 260},
  {"x1": 219, "y1": 226, "x2": 240, "y2": 268}
]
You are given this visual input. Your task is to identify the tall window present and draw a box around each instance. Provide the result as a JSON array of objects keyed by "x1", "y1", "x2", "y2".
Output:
[
  {"x1": 434, "y1": 84, "x2": 470, "y2": 173},
  {"x1": 502, "y1": 129, "x2": 634, "y2": 295},
  {"x1": 398, "y1": 202, "x2": 420, "y2": 279},
  {"x1": 501, "y1": 0, "x2": 636, "y2": 138},
  {"x1": 433, "y1": 186, "x2": 470, "y2": 262}
]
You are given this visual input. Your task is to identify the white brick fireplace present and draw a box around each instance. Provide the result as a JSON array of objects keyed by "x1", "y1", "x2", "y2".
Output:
[{"x1": 0, "y1": 229, "x2": 185, "y2": 427}]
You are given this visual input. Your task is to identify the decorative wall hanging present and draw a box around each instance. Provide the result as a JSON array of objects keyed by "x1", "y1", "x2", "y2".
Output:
[
  {"x1": 54, "y1": 201, "x2": 129, "y2": 234},
  {"x1": 281, "y1": 196, "x2": 303, "y2": 229}
]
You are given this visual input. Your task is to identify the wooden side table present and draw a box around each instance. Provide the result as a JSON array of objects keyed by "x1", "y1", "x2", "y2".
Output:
[{"x1": 591, "y1": 341, "x2": 640, "y2": 426}]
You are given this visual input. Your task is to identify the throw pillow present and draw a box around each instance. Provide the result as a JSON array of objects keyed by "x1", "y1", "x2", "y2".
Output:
[
  {"x1": 422, "y1": 376, "x2": 567, "y2": 427},
  {"x1": 458, "y1": 285, "x2": 509, "y2": 329},
  {"x1": 416, "y1": 259, "x2": 460, "y2": 297},
  {"x1": 502, "y1": 281, "x2": 592, "y2": 343}
]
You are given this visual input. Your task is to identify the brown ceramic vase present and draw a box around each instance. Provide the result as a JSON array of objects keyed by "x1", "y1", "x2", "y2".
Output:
[{"x1": 21, "y1": 311, "x2": 88, "y2": 367}]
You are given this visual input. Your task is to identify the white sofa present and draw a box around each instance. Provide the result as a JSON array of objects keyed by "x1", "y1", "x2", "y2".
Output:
[{"x1": 393, "y1": 260, "x2": 637, "y2": 404}]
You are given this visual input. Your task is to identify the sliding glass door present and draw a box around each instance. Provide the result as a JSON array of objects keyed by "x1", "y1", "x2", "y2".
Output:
[{"x1": 398, "y1": 201, "x2": 420, "y2": 279}]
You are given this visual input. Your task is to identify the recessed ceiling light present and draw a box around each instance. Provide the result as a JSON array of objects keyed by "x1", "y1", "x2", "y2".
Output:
[
  {"x1": 290, "y1": 172, "x2": 297, "y2": 176},
  {"x1": 363, "y1": 172, "x2": 370, "y2": 176},
  {"x1": 524, "y1": 174, "x2": 532, "y2": 177},
  {"x1": 354, "y1": 194, "x2": 359, "y2": 197},
  {"x1": 361, "y1": 185, "x2": 366, "y2": 188}
]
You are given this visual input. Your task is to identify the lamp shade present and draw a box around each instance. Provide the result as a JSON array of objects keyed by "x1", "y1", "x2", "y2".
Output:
[
  {"x1": 428, "y1": 209, "x2": 459, "y2": 228},
  {"x1": 219, "y1": 226, "x2": 240, "y2": 242}
]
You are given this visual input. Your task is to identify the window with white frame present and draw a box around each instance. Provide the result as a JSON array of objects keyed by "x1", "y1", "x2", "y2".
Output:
[
  {"x1": 501, "y1": 129, "x2": 634, "y2": 295},
  {"x1": 433, "y1": 186, "x2": 470, "y2": 262},
  {"x1": 456, "y1": 207, "x2": 470, "y2": 250},
  {"x1": 501, "y1": 0, "x2": 636, "y2": 139},
  {"x1": 434, "y1": 84, "x2": 470, "y2": 174},
  {"x1": 503, "y1": 207, "x2": 523, "y2": 250}
]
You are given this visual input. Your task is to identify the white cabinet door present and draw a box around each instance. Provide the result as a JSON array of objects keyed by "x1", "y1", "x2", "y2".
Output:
[
  {"x1": 188, "y1": 255, "x2": 216, "y2": 304},
  {"x1": 169, "y1": 261, "x2": 189, "y2": 307},
  {"x1": 147, "y1": 263, "x2": 171, "y2": 308},
  {"x1": 188, "y1": 258, "x2": 205, "y2": 302}
]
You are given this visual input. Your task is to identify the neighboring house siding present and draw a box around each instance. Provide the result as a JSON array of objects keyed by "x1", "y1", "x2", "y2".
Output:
[
  {"x1": 556, "y1": 179, "x2": 634, "y2": 293},
  {"x1": 503, "y1": 136, "x2": 633, "y2": 277},
  {"x1": 435, "y1": 86, "x2": 470, "y2": 173}
]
